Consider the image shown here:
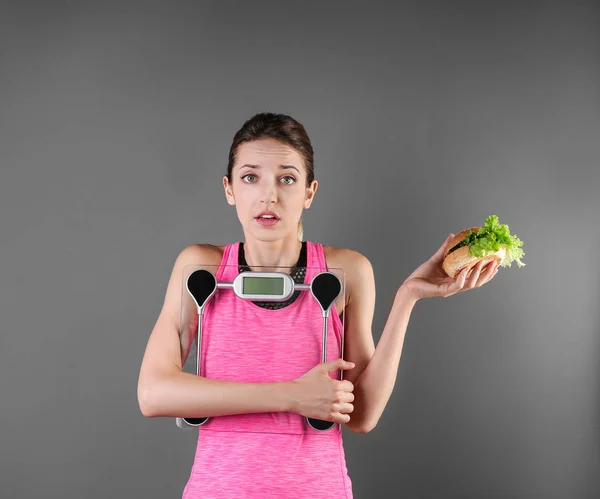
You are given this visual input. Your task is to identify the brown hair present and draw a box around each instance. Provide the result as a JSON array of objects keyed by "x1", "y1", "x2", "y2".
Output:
[{"x1": 226, "y1": 112, "x2": 315, "y2": 241}]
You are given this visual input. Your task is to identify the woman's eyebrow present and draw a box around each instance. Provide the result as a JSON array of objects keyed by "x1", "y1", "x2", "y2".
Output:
[{"x1": 239, "y1": 164, "x2": 300, "y2": 173}]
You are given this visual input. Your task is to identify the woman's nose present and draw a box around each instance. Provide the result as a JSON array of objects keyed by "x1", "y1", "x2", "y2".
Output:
[{"x1": 260, "y1": 186, "x2": 278, "y2": 205}]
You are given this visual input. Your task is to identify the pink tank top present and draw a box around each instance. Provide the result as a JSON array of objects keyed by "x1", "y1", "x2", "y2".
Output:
[{"x1": 182, "y1": 241, "x2": 353, "y2": 498}]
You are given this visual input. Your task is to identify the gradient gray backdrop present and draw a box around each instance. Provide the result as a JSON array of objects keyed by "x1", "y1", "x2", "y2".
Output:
[{"x1": 1, "y1": 2, "x2": 599, "y2": 498}]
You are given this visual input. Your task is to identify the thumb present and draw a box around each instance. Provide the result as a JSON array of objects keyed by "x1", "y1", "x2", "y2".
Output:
[
  {"x1": 321, "y1": 358, "x2": 355, "y2": 374},
  {"x1": 432, "y1": 233, "x2": 455, "y2": 262}
]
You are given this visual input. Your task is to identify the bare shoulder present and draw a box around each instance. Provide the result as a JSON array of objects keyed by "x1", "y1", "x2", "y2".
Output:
[
  {"x1": 177, "y1": 243, "x2": 225, "y2": 267},
  {"x1": 323, "y1": 244, "x2": 375, "y2": 307},
  {"x1": 323, "y1": 244, "x2": 373, "y2": 272}
]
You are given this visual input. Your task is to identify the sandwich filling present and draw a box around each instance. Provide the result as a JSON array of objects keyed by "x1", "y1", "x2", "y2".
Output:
[{"x1": 447, "y1": 215, "x2": 525, "y2": 268}]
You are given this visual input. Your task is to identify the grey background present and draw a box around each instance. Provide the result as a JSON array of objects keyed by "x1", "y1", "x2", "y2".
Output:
[{"x1": 1, "y1": 1, "x2": 599, "y2": 498}]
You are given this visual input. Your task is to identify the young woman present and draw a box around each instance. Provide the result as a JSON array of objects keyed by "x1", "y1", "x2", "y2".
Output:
[{"x1": 137, "y1": 113, "x2": 499, "y2": 498}]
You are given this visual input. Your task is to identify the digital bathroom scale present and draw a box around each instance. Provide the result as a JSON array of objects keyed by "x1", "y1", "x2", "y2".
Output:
[{"x1": 175, "y1": 263, "x2": 346, "y2": 433}]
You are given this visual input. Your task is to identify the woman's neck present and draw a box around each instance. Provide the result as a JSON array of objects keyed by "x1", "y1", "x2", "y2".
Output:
[{"x1": 242, "y1": 236, "x2": 303, "y2": 273}]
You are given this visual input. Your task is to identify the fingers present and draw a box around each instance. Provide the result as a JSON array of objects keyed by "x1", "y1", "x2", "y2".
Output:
[
  {"x1": 334, "y1": 402, "x2": 354, "y2": 415},
  {"x1": 482, "y1": 261, "x2": 499, "y2": 283},
  {"x1": 335, "y1": 413, "x2": 351, "y2": 424},
  {"x1": 320, "y1": 359, "x2": 355, "y2": 375},
  {"x1": 464, "y1": 260, "x2": 499, "y2": 288},
  {"x1": 465, "y1": 261, "x2": 485, "y2": 287},
  {"x1": 328, "y1": 359, "x2": 355, "y2": 373},
  {"x1": 332, "y1": 384, "x2": 355, "y2": 424},
  {"x1": 449, "y1": 260, "x2": 498, "y2": 295},
  {"x1": 338, "y1": 380, "x2": 355, "y2": 393},
  {"x1": 432, "y1": 233, "x2": 455, "y2": 262},
  {"x1": 331, "y1": 400, "x2": 354, "y2": 424},
  {"x1": 337, "y1": 390, "x2": 355, "y2": 403},
  {"x1": 455, "y1": 266, "x2": 470, "y2": 287}
]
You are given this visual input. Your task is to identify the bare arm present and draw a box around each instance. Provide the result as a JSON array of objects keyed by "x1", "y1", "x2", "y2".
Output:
[
  {"x1": 141, "y1": 371, "x2": 295, "y2": 419},
  {"x1": 348, "y1": 285, "x2": 417, "y2": 432},
  {"x1": 137, "y1": 245, "x2": 296, "y2": 418},
  {"x1": 334, "y1": 250, "x2": 417, "y2": 433}
]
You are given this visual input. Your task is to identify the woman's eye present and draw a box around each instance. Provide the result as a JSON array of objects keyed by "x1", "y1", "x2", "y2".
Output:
[{"x1": 241, "y1": 174, "x2": 296, "y2": 185}]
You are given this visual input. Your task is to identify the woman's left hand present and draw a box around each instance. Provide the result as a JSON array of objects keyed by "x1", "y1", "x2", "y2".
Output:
[{"x1": 401, "y1": 233, "x2": 499, "y2": 301}]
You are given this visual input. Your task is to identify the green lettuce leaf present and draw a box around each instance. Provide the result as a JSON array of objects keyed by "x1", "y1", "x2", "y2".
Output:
[{"x1": 461, "y1": 215, "x2": 525, "y2": 268}]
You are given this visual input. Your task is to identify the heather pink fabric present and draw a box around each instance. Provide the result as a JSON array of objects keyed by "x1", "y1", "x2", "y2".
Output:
[{"x1": 182, "y1": 241, "x2": 353, "y2": 498}]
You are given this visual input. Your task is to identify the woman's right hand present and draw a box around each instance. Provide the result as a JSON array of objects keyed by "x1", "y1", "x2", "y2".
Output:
[{"x1": 289, "y1": 358, "x2": 356, "y2": 424}]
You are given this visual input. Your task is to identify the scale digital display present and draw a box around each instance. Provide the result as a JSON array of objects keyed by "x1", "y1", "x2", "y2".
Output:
[{"x1": 242, "y1": 276, "x2": 284, "y2": 295}]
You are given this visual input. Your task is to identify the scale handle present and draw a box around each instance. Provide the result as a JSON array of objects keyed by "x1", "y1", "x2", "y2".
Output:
[
  {"x1": 181, "y1": 310, "x2": 209, "y2": 427},
  {"x1": 306, "y1": 315, "x2": 336, "y2": 431}
]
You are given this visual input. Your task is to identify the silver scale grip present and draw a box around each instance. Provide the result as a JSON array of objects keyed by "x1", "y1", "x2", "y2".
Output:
[{"x1": 176, "y1": 269, "x2": 343, "y2": 432}]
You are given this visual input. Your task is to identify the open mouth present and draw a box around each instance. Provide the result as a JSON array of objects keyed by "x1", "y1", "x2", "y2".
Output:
[{"x1": 255, "y1": 215, "x2": 279, "y2": 226}]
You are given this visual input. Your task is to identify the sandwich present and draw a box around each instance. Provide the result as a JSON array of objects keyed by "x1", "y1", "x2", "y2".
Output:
[{"x1": 442, "y1": 215, "x2": 525, "y2": 279}]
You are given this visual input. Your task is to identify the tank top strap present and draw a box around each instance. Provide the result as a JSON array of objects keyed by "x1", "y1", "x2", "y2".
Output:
[
  {"x1": 307, "y1": 240, "x2": 328, "y2": 271},
  {"x1": 215, "y1": 242, "x2": 240, "y2": 282},
  {"x1": 307, "y1": 241, "x2": 344, "y2": 330}
]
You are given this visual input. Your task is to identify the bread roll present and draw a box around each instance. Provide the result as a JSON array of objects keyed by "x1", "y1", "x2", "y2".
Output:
[{"x1": 442, "y1": 227, "x2": 506, "y2": 279}]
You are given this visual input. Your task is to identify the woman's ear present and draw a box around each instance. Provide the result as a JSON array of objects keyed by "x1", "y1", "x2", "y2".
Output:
[
  {"x1": 223, "y1": 176, "x2": 235, "y2": 206},
  {"x1": 304, "y1": 180, "x2": 318, "y2": 209}
]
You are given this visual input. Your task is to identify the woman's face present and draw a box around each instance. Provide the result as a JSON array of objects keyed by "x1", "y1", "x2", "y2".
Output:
[{"x1": 223, "y1": 138, "x2": 318, "y2": 241}]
